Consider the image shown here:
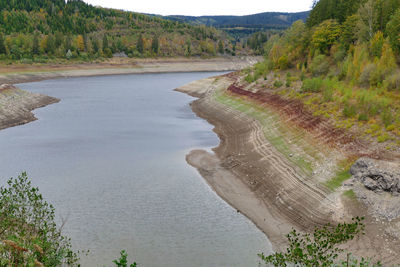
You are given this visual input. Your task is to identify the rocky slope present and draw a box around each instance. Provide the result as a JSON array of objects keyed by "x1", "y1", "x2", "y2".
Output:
[{"x1": 0, "y1": 84, "x2": 60, "y2": 130}]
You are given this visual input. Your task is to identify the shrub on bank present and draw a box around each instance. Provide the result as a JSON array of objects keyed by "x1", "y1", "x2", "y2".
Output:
[{"x1": 0, "y1": 172, "x2": 79, "y2": 266}]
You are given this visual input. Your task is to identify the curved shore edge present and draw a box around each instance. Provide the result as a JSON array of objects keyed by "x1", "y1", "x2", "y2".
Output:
[
  {"x1": 0, "y1": 84, "x2": 60, "y2": 131},
  {"x1": 0, "y1": 57, "x2": 259, "y2": 131},
  {"x1": 176, "y1": 73, "x2": 400, "y2": 264}
]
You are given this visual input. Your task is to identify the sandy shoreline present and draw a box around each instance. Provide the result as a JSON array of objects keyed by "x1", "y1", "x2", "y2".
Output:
[{"x1": 176, "y1": 73, "x2": 400, "y2": 264}]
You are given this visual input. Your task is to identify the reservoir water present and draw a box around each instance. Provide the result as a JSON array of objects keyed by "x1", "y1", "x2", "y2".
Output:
[{"x1": 0, "y1": 72, "x2": 271, "y2": 266}]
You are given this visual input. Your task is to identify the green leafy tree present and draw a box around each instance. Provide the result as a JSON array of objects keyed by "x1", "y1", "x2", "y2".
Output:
[
  {"x1": 341, "y1": 15, "x2": 359, "y2": 50},
  {"x1": 311, "y1": 19, "x2": 341, "y2": 54},
  {"x1": 356, "y1": 0, "x2": 376, "y2": 41},
  {"x1": 0, "y1": 172, "x2": 79, "y2": 266},
  {"x1": 259, "y1": 217, "x2": 380, "y2": 266}
]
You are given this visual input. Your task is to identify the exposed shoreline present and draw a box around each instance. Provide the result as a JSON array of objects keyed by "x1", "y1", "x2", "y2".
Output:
[
  {"x1": 176, "y1": 73, "x2": 400, "y2": 264},
  {"x1": 0, "y1": 57, "x2": 259, "y2": 131},
  {"x1": 0, "y1": 57, "x2": 260, "y2": 85}
]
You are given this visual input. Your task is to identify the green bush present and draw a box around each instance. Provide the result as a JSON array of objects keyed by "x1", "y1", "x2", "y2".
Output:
[
  {"x1": 358, "y1": 113, "x2": 369, "y2": 121},
  {"x1": 277, "y1": 55, "x2": 289, "y2": 70},
  {"x1": 0, "y1": 172, "x2": 79, "y2": 266},
  {"x1": 310, "y1": 54, "x2": 330, "y2": 76},
  {"x1": 381, "y1": 109, "x2": 393, "y2": 127},
  {"x1": 359, "y1": 63, "x2": 377, "y2": 86},
  {"x1": 245, "y1": 74, "x2": 254, "y2": 83},
  {"x1": 384, "y1": 71, "x2": 400, "y2": 90},
  {"x1": 274, "y1": 80, "x2": 283, "y2": 88},
  {"x1": 302, "y1": 77, "x2": 324, "y2": 92},
  {"x1": 343, "y1": 102, "x2": 357, "y2": 118},
  {"x1": 259, "y1": 217, "x2": 380, "y2": 266}
]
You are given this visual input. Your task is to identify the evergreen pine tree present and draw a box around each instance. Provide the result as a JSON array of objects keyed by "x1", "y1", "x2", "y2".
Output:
[
  {"x1": 102, "y1": 34, "x2": 108, "y2": 50},
  {"x1": 0, "y1": 34, "x2": 6, "y2": 54},
  {"x1": 137, "y1": 34, "x2": 144, "y2": 54},
  {"x1": 151, "y1": 36, "x2": 159, "y2": 54},
  {"x1": 32, "y1": 33, "x2": 39, "y2": 55},
  {"x1": 218, "y1": 40, "x2": 224, "y2": 54}
]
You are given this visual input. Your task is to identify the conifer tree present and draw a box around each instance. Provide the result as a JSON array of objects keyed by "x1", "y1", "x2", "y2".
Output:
[
  {"x1": 102, "y1": 34, "x2": 108, "y2": 50},
  {"x1": 0, "y1": 34, "x2": 6, "y2": 54},
  {"x1": 151, "y1": 36, "x2": 159, "y2": 54},
  {"x1": 32, "y1": 33, "x2": 39, "y2": 55},
  {"x1": 137, "y1": 34, "x2": 144, "y2": 54}
]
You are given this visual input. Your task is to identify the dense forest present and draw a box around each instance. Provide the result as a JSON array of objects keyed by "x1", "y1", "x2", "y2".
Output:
[
  {"x1": 163, "y1": 11, "x2": 310, "y2": 39},
  {"x1": 0, "y1": 0, "x2": 242, "y2": 62},
  {"x1": 248, "y1": 0, "x2": 400, "y2": 146}
]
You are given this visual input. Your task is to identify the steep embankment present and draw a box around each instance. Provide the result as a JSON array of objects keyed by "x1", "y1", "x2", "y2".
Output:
[
  {"x1": 177, "y1": 72, "x2": 400, "y2": 264},
  {"x1": 0, "y1": 84, "x2": 59, "y2": 130}
]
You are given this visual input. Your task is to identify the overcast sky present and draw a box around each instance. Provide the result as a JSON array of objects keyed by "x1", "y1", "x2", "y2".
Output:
[{"x1": 83, "y1": 0, "x2": 312, "y2": 16}]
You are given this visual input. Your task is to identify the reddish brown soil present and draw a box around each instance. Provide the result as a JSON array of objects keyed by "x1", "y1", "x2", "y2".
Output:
[{"x1": 225, "y1": 79, "x2": 392, "y2": 160}]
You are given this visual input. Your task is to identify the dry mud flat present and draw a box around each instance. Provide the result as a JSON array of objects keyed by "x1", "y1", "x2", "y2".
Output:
[
  {"x1": 176, "y1": 73, "x2": 400, "y2": 264},
  {"x1": 0, "y1": 57, "x2": 260, "y2": 85}
]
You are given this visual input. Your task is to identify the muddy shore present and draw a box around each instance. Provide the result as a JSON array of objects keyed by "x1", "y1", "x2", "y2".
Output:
[{"x1": 176, "y1": 74, "x2": 400, "y2": 264}]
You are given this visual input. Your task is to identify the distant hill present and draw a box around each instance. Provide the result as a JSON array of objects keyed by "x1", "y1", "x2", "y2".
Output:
[
  {"x1": 0, "y1": 0, "x2": 240, "y2": 62},
  {"x1": 162, "y1": 11, "x2": 310, "y2": 38}
]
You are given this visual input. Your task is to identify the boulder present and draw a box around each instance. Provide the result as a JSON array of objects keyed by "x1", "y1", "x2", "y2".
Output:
[{"x1": 350, "y1": 157, "x2": 400, "y2": 195}]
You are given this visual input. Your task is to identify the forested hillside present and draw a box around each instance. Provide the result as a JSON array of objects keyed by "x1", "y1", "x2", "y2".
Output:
[
  {"x1": 0, "y1": 0, "x2": 239, "y2": 63},
  {"x1": 247, "y1": 0, "x2": 400, "y2": 147},
  {"x1": 163, "y1": 11, "x2": 310, "y2": 39}
]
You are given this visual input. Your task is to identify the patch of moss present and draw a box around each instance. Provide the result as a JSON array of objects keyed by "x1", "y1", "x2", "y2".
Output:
[
  {"x1": 343, "y1": 189, "x2": 356, "y2": 199},
  {"x1": 324, "y1": 169, "x2": 352, "y2": 191}
]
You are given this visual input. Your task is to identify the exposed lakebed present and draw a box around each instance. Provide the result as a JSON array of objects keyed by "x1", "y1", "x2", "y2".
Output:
[{"x1": 0, "y1": 72, "x2": 271, "y2": 266}]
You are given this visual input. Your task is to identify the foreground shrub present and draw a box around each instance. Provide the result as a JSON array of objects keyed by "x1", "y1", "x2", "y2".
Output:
[
  {"x1": 0, "y1": 172, "x2": 79, "y2": 266},
  {"x1": 259, "y1": 217, "x2": 380, "y2": 266},
  {"x1": 113, "y1": 250, "x2": 137, "y2": 267}
]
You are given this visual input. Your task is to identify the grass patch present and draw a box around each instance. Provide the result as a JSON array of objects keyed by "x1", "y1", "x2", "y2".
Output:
[
  {"x1": 324, "y1": 169, "x2": 352, "y2": 191},
  {"x1": 343, "y1": 189, "x2": 356, "y2": 199}
]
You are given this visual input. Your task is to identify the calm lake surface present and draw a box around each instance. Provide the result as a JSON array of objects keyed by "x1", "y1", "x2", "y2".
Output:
[{"x1": 1, "y1": 72, "x2": 271, "y2": 266}]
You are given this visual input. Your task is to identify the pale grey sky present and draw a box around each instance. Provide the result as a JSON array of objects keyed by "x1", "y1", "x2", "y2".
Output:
[{"x1": 83, "y1": 0, "x2": 312, "y2": 16}]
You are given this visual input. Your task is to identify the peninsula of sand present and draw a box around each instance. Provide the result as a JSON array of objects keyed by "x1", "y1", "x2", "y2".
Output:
[
  {"x1": 0, "y1": 57, "x2": 259, "y2": 130},
  {"x1": 176, "y1": 71, "x2": 400, "y2": 265}
]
